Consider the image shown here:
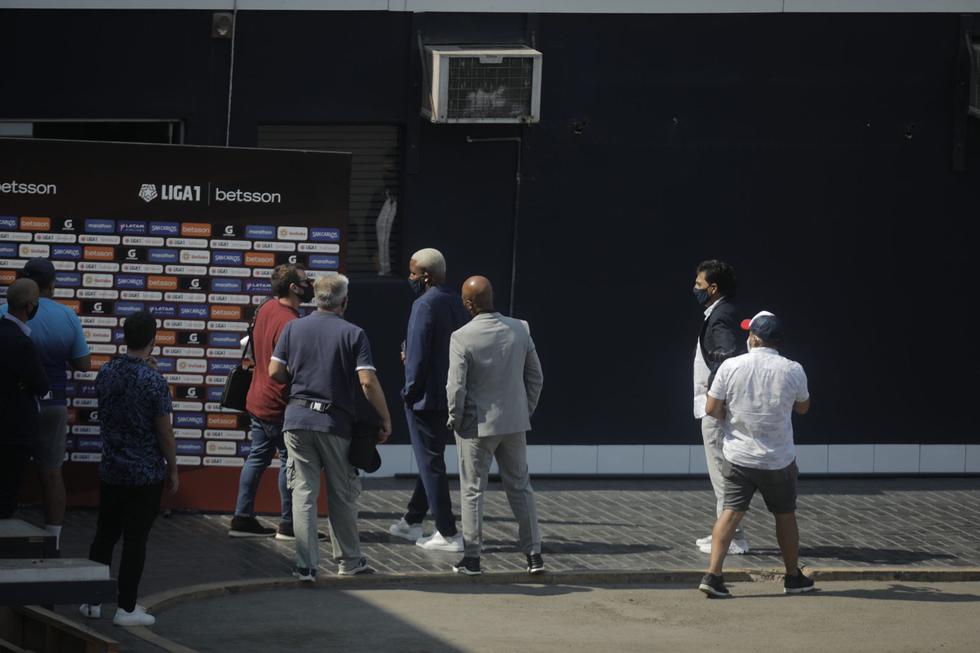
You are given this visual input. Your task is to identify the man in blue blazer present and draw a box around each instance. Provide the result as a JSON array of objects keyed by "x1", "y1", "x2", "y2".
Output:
[{"x1": 389, "y1": 248, "x2": 469, "y2": 551}]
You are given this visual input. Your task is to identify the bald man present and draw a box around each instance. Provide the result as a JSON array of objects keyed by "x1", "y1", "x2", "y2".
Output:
[
  {"x1": 447, "y1": 276, "x2": 544, "y2": 576},
  {"x1": 0, "y1": 279, "x2": 49, "y2": 517}
]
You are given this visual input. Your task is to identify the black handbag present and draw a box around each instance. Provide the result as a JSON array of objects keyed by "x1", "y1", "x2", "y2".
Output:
[{"x1": 219, "y1": 299, "x2": 272, "y2": 411}]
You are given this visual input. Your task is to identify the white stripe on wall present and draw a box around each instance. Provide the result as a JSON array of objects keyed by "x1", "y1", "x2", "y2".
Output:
[{"x1": 365, "y1": 444, "x2": 980, "y2": 477}]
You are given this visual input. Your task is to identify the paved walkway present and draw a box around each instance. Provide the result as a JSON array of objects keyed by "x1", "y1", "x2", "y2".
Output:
[{"x1": 18, "y1": 476, "x2": 980, "y2": 650}]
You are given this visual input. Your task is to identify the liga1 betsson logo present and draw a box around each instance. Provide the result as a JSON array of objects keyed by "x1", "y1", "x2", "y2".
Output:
[
  {"x1": 139, "y1": 183, "x2": 203, "y2": 203},
  {"x1": 138, "y1": 184, "x2": 158, "y2": 203}
]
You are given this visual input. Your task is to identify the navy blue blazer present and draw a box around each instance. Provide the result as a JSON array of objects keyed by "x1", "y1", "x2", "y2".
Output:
[
  {"x1": 0, "y1": 317, "x2": 49, "y2": 445},
  {"x1": 402, "y1": 285, "x2": 469, "y2": 411}
]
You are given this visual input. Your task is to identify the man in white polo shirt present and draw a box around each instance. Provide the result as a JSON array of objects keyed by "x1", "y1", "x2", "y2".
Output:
[{"x1": 697, "y1": 311, "x2": 813, "y2": 598}]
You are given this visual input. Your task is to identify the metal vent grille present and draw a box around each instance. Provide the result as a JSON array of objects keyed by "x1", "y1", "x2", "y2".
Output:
[
  {"x1": 970, "y1": 42, "x2": 980, "y2": 118},
  {"x1": 446, "y1": 57, "x2": 534, "y2": 120},
  {"x1": 257, "y1": 125, "x2": 401, "y2": 275}
]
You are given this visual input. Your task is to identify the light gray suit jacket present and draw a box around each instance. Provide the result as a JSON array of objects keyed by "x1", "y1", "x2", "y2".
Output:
[{"x1": 447, "y1": 312, "x2": 544, "y2": 438}]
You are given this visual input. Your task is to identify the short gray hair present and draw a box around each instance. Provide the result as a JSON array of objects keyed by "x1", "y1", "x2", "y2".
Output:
[
  {"x1": 411, "y1": 248, "x2": 446, "y2": 280},
  {"x1": 314, "y1": 273, "x2": 349, "y2": 309}
]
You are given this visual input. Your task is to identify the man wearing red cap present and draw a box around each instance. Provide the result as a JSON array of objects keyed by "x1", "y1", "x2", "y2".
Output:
[{"x1": 698, "y1": 311, "x2": 813, "y2": 598}]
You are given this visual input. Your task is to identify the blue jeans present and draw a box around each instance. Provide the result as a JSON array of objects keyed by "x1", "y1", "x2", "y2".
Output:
[
  {"x1": 404, "y1": 407, "x2": 458, "y2": 537},
  {"x1": 234, "y1": 417, "x2": 292, "y2": 523}
]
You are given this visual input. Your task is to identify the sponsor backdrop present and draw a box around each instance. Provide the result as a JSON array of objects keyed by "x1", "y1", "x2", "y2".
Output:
[{"x1": 0, "y1": 137, "x2": 351, "y2": 510}]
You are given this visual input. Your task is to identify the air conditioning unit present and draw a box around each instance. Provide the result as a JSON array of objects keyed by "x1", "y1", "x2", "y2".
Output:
[{"x1": 422, "y1": 45, "x2": 542, "y2": 124}]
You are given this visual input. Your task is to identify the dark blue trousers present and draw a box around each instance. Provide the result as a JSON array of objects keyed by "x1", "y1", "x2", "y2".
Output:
[{"x1": 404, "y1": 407, "x2": 458, "y2": 537}]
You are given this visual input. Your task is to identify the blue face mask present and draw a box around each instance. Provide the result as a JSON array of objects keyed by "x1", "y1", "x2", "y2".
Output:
[
  {"x1": 408, "y1": 277, "x2": 425, "y2": 297},
  {"x1": 693, "y1": 287, "x2": 711, "y2": 306}
]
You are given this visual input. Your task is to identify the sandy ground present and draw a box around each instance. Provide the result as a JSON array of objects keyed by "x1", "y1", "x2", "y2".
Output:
[{"x1": 150, "y1": 580, "x2": 980, "y2": 652}]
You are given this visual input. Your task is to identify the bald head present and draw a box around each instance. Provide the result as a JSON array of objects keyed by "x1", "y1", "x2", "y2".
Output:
[
  {"x1": 461, "y1": 276, "x2": 494, "y2": 316},
  {"x1": 6, "y1": 278, "x2": 40, "y2": 321}
]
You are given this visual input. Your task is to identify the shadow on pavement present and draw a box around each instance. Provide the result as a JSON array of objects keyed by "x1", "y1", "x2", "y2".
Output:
[
  {"x1": 746, "y1": 546, "x2": 955, "y2": 564},
  {"x1": 813, "y1": 584, "x2": 980, "y2": 603},
  {"x1": 408, "y1": 583, "x2": 594, "y2": 598},
  {"x1": 478, "y1": 540, "x2": 668, "y2": 555}
]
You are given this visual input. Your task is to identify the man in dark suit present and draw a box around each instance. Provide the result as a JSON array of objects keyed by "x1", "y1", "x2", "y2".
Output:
[
  {"x1": 0, "y1": 279, "x2": 49, "y2": 518},
  {"x1": 389, "y1": 248, "x2": 469, "y2": 551},
  {"x1": 692, "y1": 260, "x2": 748, "y2": 555}
]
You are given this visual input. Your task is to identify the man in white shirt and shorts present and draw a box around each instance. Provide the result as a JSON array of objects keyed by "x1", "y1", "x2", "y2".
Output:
[{"x1": 698, "y1": 311, "x2": 814, "y2": 598}]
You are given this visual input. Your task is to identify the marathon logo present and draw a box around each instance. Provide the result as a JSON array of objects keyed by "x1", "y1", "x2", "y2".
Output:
[
  {"x1": 174, "y1": 413, "x2": 206, "y2": 428},
  {"x1": 206, "y1": 387, "x2": 224, "y2": 402},
  {"x1": 208, "y1": 293, "x2": 249, "y2": 305},
  {"x1": 153, "y1": 357, "x2": 176, "y2": 373},
  {"x1": 308, "y1": 255, "x2": 339, "y2": 270},
  {"x1": 33, "y1": 233, "x2": 76, "y2": 243},
  {"x1": 117, "y1": 221, "x2": 147, "y2": 235},
  {"x1": 122, "y1": 236, "x2": 165, "y2": 247},
  {"x1": 178, "y1": 249, "x2": 210, "y2": 265},
  {"x1": 176, "y1": 359, "x2": 207, "y2": 374},
  {"x1": 78, "y1": 262, "x2": 120, "y2": 273},
  {"x1": 210, "y1": 278, "x2": 241, "y2": 293},
  {"x1": 0, "y1": 243, "x2": 17, "y2": 257},
  {"x1": 76, "y1": 438, "x2": 103, "y2": 452},
  {"x1": 19, "y1": 244, "x2": 50, "y2": 258},
  {"x1": 114, "y1": 301, "x2": 145, "y2": 316},
  {"x1": 210, "y1": 239, "x2": 253, "y2": 251},
  {"x1": 148, "y1": 248, "x2": 179, "y2": 264},
  {"x1": 149, "y1": 222, "x2": 180, "y2": 236},
  {"x1": 238, "y1": 443, "x2": 252, "y2": 456},
  {"x1": 84, "y1": 219, "x2": 115, "y2": 234},
  {"x1": 310, "y1": 227, "x2": 341, "y2": 242},
  {"x1": 209, "y1": 332, "x2": 242, "y2": 347},
  {"x1": 204, "y1": 430, "x2": 246, "y2": 441},
  {"x1": 177, "y1": 441, "x2": 204, "y2": 455},
  {"x1": 77, "y1": 289, "x2": 119, "y2": 300},
  {"x1": 178, "y1": 305, "x2": 209, "y2": 319},
  {"x1": 116, "y1": 274, "x2": 147, "y2": 289},
  {"x1": 165, "y1": 265, "x2": 206, "y2": 276},
  {"x1": 20, "y1": 217, "x2": 51, "y2": 231},
  {"x1": 174, "y1": 428, "x2": 202, "y2": 438},
  {"x1": 210, "y1": 305, "x2": 243, "y2": 321},
  {"x1": 245, "y1": 225, "x2": 275, "y2": 240},
  {"x1": 212, "y1": 251, "x2": 243, "y2": 266},
  {"x1": 181, "y1": 223, "x2": 211, "y2": 238},
  {"x1": 122, "y1": 263, "x2": 163, "y2": 274},
  {"x1": 56, "y1": 272, "x2": 82, "y2": 288},
  {"x1": 78, "y1": 234, "x2": 120, "y2": 245},
  {"x1": 298, "y1": 243, "x2": 340, "y2": 254},
  {"x1": 177, "y1": 332, "x2": 205, "y2": 346},
  {"x1": 148, "y1": 304, "x2": 177, "y2": 318},
  {"x1": 253, "y1": 240, "x2": 295, "y2": 252},
  {"x1": 52, "y1": 245, "x2": 82, "y2": 260},
  {"x1": 178, "y1": 277, "x2": 206, "y2": 291},
  {"x1": 81, "y1": 273, "x2": 114, "y2": 288},
  {"x1": 166, "y1": 237, "x2": 208, "y2": 249},
  {"x1": 207, "y1": 360, "x2": 239, "y2": 374},
  {"x1": 120, "y1": 290, "x2": 162, "y2": 301},
  {"x1": 79, "y1": 316, "x2": 117, "y2": 327},
  {"x1": 163, "y1": 319, "x2": 206, "y2": 330},
  {"x1": 112, "y1": 329, "x2": 125, "y2": 344}
]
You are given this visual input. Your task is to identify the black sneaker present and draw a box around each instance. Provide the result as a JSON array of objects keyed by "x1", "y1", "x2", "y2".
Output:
[
  {"x1": 229, "y1": 516, "x2": 276, "y2": 538},
  {"x1": 527, "y1": 553, "x2": 545, "y2": 575},
  {"x1": 275, "y1": 522, "x2": 328, "y2": 542},
  {"x1": 452, "y1": 556, "x2": 482, "y2": 576},
  {"x1": 784, "y1": 568, "x2": 815, "y2": 594},
  {"x1": 698, "y1": 573, "x2": 731, "y2": 598}
]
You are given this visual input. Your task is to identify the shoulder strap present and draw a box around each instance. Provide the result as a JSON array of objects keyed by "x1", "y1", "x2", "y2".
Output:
[{"x1": 242, "y1": 297, "x2": 276, "y2": 362}]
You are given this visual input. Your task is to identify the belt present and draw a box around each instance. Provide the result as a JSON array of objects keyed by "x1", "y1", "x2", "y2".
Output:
[{"x1": 290, "y1": 398, "x2": 354, "y2": 417}]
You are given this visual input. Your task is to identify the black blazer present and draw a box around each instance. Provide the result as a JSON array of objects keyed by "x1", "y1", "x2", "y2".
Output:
[
  {"x1": 0, "y1": 318, "x2": 50, "y2": 445},
  {"x1": 698, "y1": 298, "x2": 740, "y2": 385}
]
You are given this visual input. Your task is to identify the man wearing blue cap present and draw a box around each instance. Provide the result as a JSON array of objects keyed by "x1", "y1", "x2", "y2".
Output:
[{"x1": 698, "y1": 311, "x2": 814, "y2": 598}]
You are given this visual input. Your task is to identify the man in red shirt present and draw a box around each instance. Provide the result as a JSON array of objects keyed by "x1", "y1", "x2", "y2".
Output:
[{"x1": 229, "y1": 264, "x2": 317, "y2": 539}]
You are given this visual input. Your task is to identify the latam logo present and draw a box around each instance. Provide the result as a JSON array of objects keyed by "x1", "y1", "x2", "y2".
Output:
[
  {"x1": 118, "y1": 221, "x2": 147, "y2": 235},
  {"x1": 140, "y1": 184, "x2": 202, "y2": 202}
]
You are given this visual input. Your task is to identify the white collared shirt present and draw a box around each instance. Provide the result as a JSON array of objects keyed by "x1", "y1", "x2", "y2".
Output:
[
  {"x1": 3, "y1": 312, "x2": 31, "y2": 337},
  {"x1": 708, "y1": 347, "x2": 810, "y2": 470},
  {"x1": 692, "y1": 297, "x2": 724, "y2": 418}
]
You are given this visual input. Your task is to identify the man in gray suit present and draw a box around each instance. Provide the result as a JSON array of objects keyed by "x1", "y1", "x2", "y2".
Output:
[{"x1": 447, "y1": 276, "x2": 544, "y2": 576}]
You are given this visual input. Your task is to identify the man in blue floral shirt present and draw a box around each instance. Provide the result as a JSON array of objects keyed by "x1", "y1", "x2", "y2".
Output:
[{"x1": 79, "y1": 311, "x2": 178, "y2": 627}]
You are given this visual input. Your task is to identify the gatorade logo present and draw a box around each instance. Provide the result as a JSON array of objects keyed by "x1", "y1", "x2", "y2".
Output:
[
  {"x1": 93, "y1": 302, "x2": 103, "y2": 313},
  {"x1": 64, "y1": 219, "x2": 74, "y2": 230},
  {"x1": 224, "y1": 225, "x2": 235, "y2": 235},
  {"x1": 186, "y1": 387, "x2": 198, "y2": 398},
  {"x1": 188, "y1": 333, "x2": 200, "y2": 344}
]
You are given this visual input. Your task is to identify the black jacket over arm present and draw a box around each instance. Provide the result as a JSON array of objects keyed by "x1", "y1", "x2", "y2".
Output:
[
  {"x1": 698, "y1": 298, "x2": 740, "y2": 386},
  {"x1": 0, "y1": 318, "x2": 49, "y2": 445}
]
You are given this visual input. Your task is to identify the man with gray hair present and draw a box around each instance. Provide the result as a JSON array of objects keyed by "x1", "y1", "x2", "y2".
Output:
[
  {"x1": 270, "y1": 274, "x2": 392, "y2": 581},
  {"x1": 389, "y1": 248, "x2": 469, "y2": 551}
]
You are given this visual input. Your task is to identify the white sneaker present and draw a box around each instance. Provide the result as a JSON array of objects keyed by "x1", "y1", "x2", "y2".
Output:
[
  {"x1": 388, "y1": 518, "x2": 423, "y2": 541},
  {"x1": 113, "y1": 605, "x2": 155, "y2": 627},
  {"x1": 79, "y1": 603, "x2": 101, "y2": 619},
  {"x1": 729, "y1": 537, "x2": 750, "y2": 555},
  {"x1": 415, "y1": 531, "x2": 464, "y2": 552},
  {"x1": 695, "y1": 534, "x2": 712, "y2": 547}
]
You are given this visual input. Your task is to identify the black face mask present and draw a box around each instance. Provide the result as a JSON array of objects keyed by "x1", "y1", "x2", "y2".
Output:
[
  {"x1": 693, "y1": 287, "x2": 711, "y2": 306},
  {"x1": 296, "y1": 283, "x2": 314, "y2": 303},
  {"x1": 408, "y1": 277, "x2": 425, "y2": 297}
]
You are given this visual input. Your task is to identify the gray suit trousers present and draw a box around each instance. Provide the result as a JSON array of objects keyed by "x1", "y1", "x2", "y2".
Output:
[{"x1": 455, "y1": 431, "x2": 541, "y2": 558}]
